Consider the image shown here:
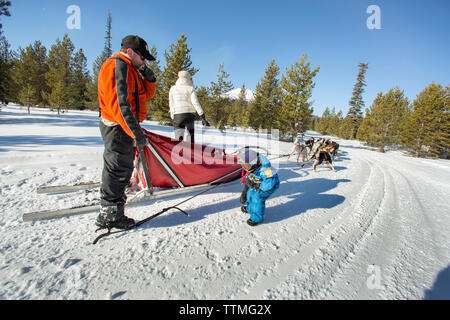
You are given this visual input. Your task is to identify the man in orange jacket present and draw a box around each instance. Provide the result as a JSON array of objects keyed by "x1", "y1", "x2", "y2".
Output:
[{"x1": 96, "y1": 35, "x2": 156, "y2": 230}]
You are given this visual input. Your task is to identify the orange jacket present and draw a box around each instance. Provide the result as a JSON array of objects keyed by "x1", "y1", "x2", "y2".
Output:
[{"x1": 98, "y1": 52, "x2": 156, "y2": 139}]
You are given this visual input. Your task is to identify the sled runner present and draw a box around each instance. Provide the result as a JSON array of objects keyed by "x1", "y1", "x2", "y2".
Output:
[
  {"x1": 37, "y1": 181, "x2": 101, "y2": 195},
  {"x1": 23, "y1": 129, "x2": 243, "y2": 222}
]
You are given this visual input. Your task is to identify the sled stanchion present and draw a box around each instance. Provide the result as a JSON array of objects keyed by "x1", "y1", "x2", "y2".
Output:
[
  {"x1": 145, "y1": 141, "x2": 185, "y2": 188},
  {"x1": 138, "y1": 145, "x2": 153, "y2": 194}
]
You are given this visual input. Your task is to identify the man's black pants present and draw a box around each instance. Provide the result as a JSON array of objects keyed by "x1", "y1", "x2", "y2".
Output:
[
  {"x1": 99, "y1": 122, "x2": 135, "y2": 208},
  {"x1": 173, "y1": 113, "x2": 196, "y2": 144}
]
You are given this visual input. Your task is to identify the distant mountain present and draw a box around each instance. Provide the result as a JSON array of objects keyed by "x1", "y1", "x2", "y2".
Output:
[{"x1": 222, "y1": 88, "x2": 255, "y2": 102}]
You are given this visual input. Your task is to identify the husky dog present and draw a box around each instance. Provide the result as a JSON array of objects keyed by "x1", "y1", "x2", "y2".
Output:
[
  {"x1": 301, "y1": 138, "x2": 336, "y2": 172},
  {"x1": 321, "y1": 139, "x2": 339, "y2": 160},
  {"x1": 302, "y1": 151, "x2": 336, "y2": 172},
  {"x1": 287, "y1": 136, "x2": 308, "y2": 163}
]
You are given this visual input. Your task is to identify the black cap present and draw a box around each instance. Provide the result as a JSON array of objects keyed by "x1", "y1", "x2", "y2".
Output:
[{"x1": 121, "y1": 35, "x2": 155, "y2": 61}]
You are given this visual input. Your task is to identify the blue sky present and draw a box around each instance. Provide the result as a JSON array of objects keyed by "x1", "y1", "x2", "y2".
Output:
[{"x1": 2, "y1": 0, "x2": 449, "y2": 116}]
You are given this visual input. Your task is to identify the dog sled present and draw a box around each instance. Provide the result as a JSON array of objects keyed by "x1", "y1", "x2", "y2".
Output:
[{"x1": 23, "y1": 129, "x2": 243, "y2": 222}]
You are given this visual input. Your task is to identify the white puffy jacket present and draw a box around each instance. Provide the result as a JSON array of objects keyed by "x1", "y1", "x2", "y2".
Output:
[{"x1": 169, "y1": 71, "x2": 204, "y2": 120}]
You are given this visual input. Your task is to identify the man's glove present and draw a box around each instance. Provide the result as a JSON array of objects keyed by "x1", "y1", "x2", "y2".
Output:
[
  {"x1": 201, "y1": 114, "x2": 210, "y2": 127},
  {"x1": 138, "y1": 65, "x2": 156, "y2": 83},
  {"x1": 133, "y1": 134, "x2": 148, "y2": 148}
]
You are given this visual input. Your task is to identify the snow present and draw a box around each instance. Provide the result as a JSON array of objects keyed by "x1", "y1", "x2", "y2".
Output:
[
  {"x1": 221, "y1": 88, "x2": 255, "y2": 102},
  {"x1": 0, "y1": 104, "x2": 449, "y2": 300}
]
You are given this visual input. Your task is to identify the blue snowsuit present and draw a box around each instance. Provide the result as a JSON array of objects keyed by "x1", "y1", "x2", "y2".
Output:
[{"x1": 245, "y1": 154, "x2": 280, "y2": 223}]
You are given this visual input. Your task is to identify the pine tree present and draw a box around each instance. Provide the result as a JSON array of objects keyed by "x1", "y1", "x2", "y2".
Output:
[
  {"x1": 443, "y1": 86, "x2": 450, "y2": 159},
  {"x1": 401, "y1": 82, "x2": 449, "y2": 158},
  {"x1": 357, "y1": 87, "x2": 409, "y2": 151},
  {"x1": 72, "y1": 48, "x2": 90, "y2": 109},
  {"x1": 328, "y1": 109, "x2": 343, "y2": 137},
  {"x1": 0, "y1": 0, "x2": 12, "y2": 103},
  {"x1": 45, "y1": 34, "x2": 75, "y2": 114},
  {"x1": 32, "y1": 41, "x2": 50, "y2": 106},
  {"x1": 310, "y1": 115, "x2": 320, "y2": 132},
  {"x1": 207, "y1": 62, "x2": 233, "y2": 129},
  {"x1": 93, "y1": 10, "x2": 113, "y2": 78},
  {"x1": 425, "y1": 85, "x2": 449, "y2": 158},
  {"x1": 280, "y1": 53, "x2": 320, "y2": 135},
  {"x1": 0, "y1": 33, "x2": 13, "y2": 103},
  {"x1": 11, "y1": 41, "x2": 49, "y2": 109},
  {"x1": 104, "y1": 10, "x2": 112, "y2": 58},
  {"x1": 315, "y1": 107, "x2": 331, "y2": 134},
  {"x1": 92, "y1": 52, "x2": 107, "y2": 83},
  {"x1": 248, "y1": 59, "x2": 281, "y2": 131},
  {"x1": 338, "y1": 115, "x2": 356, "y2": 140},
  {"x1": 147, "y1": 45, "x2": 161, "y2": 80},
  {"x1": 152, "y1": 34, "x2": 199, "y2": 124},
  {"x1": 89, "y1": 52, "x2": 107, "y2": 109},
  {"x1": 210, "y1": 62, "x2": 234, "y2": 96},
  {"x1": 195, "y1": 85, "x2": 211, "y2": 122},
  {"x1": 0, "y1": 0, "x2": 11, "y2": 35},
  {"x1": 85, "y1": 75, "x2": 98, "y2": 111},
  {"x1": 347, "y1": 63, "x2": 368, "y2": 138},
  {"x1": 354, "y1": 108, "x2": 372, "y2": 142},
  {"x1": 90, "y1": 10, "x2": 113, "y2": 109},
  {"x1": 227, "y1": 84, "x2": 248, "y2": 128},
  {"x1": 141, "y1": 45, "x2": 161, "y2": 119}
]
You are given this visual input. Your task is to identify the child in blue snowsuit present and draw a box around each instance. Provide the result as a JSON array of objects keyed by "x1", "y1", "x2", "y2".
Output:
[{"x1": 239, "y1": 150, "x2": 280, "y2": 226}]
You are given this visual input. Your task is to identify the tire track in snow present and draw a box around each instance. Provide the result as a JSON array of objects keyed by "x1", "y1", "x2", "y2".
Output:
[
  {"x1": 321, "y1": 156, "x2": 404, "y2": 299},
  {"x1": 306, "y1": 151, "x2": 449, "y2": 300},
  {"x1": 234, "y1": 155, "x2": 376, "y2": 299},
  {"x1": 371, "y1": 163, "x2": 447, "y2": 299},
  {"x1": 263, "y1": 157, "x2": 390, "y2": 299},
  {"x1": 118, "y1": 158, "x2": 366, "y2": 299}
]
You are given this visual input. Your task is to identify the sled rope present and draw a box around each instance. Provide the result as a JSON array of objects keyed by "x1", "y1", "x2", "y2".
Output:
[
  {"x1": 231, "y1": 145, "x2": 290, "y2": 161},
  {"x1": 92, "y1": 172, "x2": 238, "y2": 245},
  {"x1": 268, "y1": 153, "x2": 291, "y2": 161},
  {"x1": 92, "y1": 146, "x2": 289, "y2": 244}
]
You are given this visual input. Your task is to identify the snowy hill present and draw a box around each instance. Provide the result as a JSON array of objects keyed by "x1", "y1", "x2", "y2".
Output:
[
  {"x1": 222, "y1": 88, "x2": 255, "y2": 102},
  {"x1": 0, "y1": 104, "x2": 449, "y2": 300}
]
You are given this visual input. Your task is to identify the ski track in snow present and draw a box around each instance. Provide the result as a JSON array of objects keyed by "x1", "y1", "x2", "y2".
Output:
[{"x1": 0, "y1": 105, "x2": 449, "y2": 300}]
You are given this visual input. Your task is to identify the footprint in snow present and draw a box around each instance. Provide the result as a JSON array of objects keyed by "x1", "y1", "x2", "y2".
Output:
[{"x1": 63, "y1": 258, "x2": 82, "y2": 269}]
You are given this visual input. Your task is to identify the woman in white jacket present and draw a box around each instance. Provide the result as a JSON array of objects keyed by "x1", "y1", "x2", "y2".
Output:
[{"x1": 169, "y1": 71, "x2": 210, "y2": 143}]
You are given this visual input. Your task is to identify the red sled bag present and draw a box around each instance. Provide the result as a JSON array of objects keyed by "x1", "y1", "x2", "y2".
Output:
[{"x1": 129, "y1": 129, "x2": 242, "y2": 191}]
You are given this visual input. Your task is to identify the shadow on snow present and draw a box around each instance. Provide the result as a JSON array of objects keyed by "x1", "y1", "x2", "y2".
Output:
[
  {"x1": 0, "y1": 135, "x2": 103, "y2": 151},
  {"x1": 133, "y1": 163, "x2": 350, "y2": 229},
  {"x1": 423, "y1": 264, "x2": 450, "y2": 300}
]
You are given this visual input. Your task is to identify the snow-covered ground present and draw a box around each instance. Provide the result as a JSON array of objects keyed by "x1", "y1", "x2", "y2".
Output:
[
  {"x1": 0, "y1": 104, "x2": 449, "y2": 300},
  {"x1": 221, "y1": 88, "x2": 255, "y2": 102}
]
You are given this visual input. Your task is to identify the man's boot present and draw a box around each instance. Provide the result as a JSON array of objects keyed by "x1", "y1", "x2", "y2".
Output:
[{"x1": 95, "y1": 203, "x2": 135, "y2": 230}]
